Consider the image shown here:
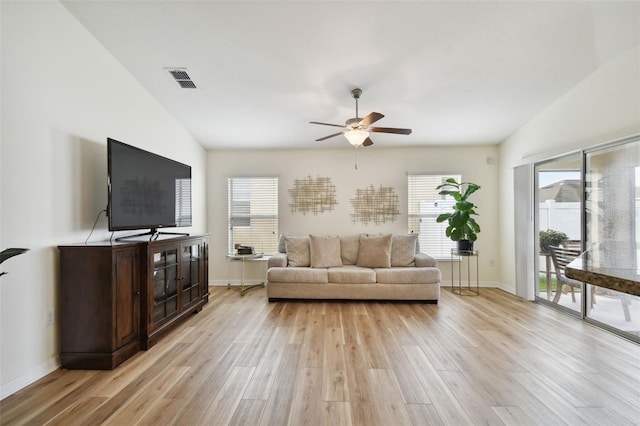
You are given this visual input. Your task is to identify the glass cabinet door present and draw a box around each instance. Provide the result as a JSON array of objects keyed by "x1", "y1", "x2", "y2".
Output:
[
  {"x1": 152, "y1": 249, "x2": 178, "y2": 323},
  {"x1": 181, "y1": 243, "x2": 201, "y2": 308}
]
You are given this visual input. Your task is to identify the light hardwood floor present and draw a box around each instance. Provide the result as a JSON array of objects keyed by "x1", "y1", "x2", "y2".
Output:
[{"x1": 1, "y1": 287, "x2": 639, "y2": 425}]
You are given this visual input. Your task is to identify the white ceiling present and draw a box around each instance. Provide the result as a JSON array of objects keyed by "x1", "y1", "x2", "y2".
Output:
[{"x1": 61, "y1": 1, "x2": 640, "y2": 150}]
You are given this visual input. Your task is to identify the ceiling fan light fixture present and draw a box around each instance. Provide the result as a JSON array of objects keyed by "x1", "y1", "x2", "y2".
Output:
[{"x1": 345, "y1": 130, "x2": 369, "y2": 147}]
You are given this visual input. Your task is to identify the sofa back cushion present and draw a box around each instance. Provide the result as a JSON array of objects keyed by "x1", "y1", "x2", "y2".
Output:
[
  {"x1": 340, "y1": 234, "x2": 361, "y2": 265},
  {"x1": 391, "y1": 234, "x2": 418, "y2": 267},
  {"x1": 285, "y1": 236, "x2": 310, "y2": 267},
  {"x1": 357, "y1": 234, "x2": 392, "y2": 268},
  {"x1": 309, "y1": 235, "x2": 343, "y2": 268}
]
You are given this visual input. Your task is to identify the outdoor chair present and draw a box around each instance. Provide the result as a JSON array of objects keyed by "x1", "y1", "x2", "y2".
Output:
[
  {"x1": 549, "y1": 245, "x2": 631, "y2": 321},
  {"x1": 548, "y1": 245, "x2": 584, "y2": 304}
]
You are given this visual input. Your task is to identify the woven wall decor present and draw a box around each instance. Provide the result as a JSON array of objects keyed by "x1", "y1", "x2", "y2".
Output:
[
  {"x1": 350, "y1": 185, "x2": 400, "y2": 225},
  {"x1": 288, "y1": 175, "x2": 338, "y2": 215}
]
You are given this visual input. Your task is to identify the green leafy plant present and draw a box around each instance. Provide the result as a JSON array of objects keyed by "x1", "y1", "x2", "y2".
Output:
[
  {"x1": 0, "y1": 248, "x2": 29, "y2": 277},
  {"x1": 539, "y1": 229, "x2": 567, "y2": 252},
  {"x1": 435, "y1": 178, "x2": 481, "y2": 242}
]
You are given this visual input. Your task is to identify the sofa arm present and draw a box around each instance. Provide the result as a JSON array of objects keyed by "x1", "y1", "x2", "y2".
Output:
[
  {"x1": 268, "y1": 253, "x2": 288, "y2": 268},
  {"x1": 415, "y1": 252, "x2": 437, "y2": 267}
]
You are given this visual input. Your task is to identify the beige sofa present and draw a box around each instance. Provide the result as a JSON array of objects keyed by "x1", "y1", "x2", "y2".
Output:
[{"x1": 267, "y1": 234, "x2": 441, "y2": 302}]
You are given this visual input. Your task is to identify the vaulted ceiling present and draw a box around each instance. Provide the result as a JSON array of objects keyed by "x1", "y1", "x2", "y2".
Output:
[{"x1": 62, "y1": 1, "x2": 640, "y2": 150}]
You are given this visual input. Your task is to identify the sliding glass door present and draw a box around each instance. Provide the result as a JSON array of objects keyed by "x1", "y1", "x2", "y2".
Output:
[
  {"x1": 534, "y1": 154, "x2": 582, "y2": 314},
  {"x1": 584, "y1": 139, "x2": 640, "y2": 339},
  {"x1": 533, "y1": 136, "x2": 640, "y2": 342}
]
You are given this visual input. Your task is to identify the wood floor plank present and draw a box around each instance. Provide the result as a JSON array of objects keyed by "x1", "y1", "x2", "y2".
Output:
[
  {"x1": 438, "y1": 370, "x2": 505, "y2": 424},
  {"x1": 199, "y1": 366, "x2": 255, "y2": 426},
  {"x1": 404, "y1": 403, "x2": 444, "y2": 425},
  {"x1": 257, "y1": 342, "x2": 302, "y2": 426},
  {"x1": 366, "y1": 368, "x2": 414, "y2": 425},
  {"x1": 298, "y1": 313, "x2": 325, "y2": 368},
  {"x1": 241, "y1": 326, "x2": 289, "y2": 400},
  {"x1": 401, "y1": 345, "x2": 475, "y2": 425},
  {"x1": 288, "y1": 367, "x2": 323, "y2": 426},
  {"x1": 227, "y1": 399, "x2": 266, "y2": 426},
  {"x1": 135, "y1": 397, "x2": 188, "y2": 425},
  {"x1": 2, "y1": 287, "x2": 639, "y2": 426},
  {"x1": 321, "y1": 327, "x2": 349, "y2": 402},
  {"x1": 491, "y1": 405, "x2": 536, "y2": 426},
  {"x1": 103, "y1": 365, "x2": 189, "y2": 425},
  {"x1": 322, "y1": 401, "x2": 353, "y2": 426}
]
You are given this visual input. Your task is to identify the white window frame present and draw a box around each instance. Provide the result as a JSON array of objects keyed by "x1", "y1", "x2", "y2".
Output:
[
  {"x1": 227, "y1": 177, "x2": 278, "y2": 255},
  {"x1": 408, "y1": 173, "x2": 462, "y2": 260}
]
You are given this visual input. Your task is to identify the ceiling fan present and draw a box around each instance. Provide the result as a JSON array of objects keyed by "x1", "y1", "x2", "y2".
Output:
[{"x1": 310, "y1": 88, "x2": 412, "y2": 147}]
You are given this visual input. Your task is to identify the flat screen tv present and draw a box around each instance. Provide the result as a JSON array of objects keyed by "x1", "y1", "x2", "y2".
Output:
[{"x1": 108, "y1": 138, "x2": 192, "y2": 238}]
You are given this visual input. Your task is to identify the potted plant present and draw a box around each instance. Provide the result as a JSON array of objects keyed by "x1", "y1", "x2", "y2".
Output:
[
  {"x1": 539, "y1": 229, "x2": 567, "y2": 253},
  {"x1": 435, "y1": 178, "x2": 481, "y2": 251},
  {"x1": 0, "y1": 248, "x2": 29, "y2": 277}
]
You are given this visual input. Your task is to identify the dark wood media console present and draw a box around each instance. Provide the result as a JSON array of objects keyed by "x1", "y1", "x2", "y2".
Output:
[{"x1": 58, "y1": 234, "x2": 209, "y2": 369}]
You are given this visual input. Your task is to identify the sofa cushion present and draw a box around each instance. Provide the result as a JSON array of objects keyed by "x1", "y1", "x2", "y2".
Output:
[
  {"x1": 340, "y1": 234, "x2": 361, "y2": 265},
  {"x1": 328, "y1": 265, "x2": 376, "y2": 284},
  {"x1": 391, "y1": 234, "x2": 418, "y2": 267},
  {"x1": 357, "y1": 234, "x2": 392, "y2": 268},
  {"x1": 375, "y1": 267, "x2": 441, "y2": 284},
  {"x1": 285, "y1": 236, "x2": 310, "y2": 267},
  {"x1": 309, "y1": 234, "x2": 343, "y2": 268},
  {"x1": 268, "y1": 267, "x2": 328, "y2": 283}
]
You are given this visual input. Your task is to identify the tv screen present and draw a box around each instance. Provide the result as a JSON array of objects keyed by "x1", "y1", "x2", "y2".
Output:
[{"x1": 108, "y1": 138, "x2": 192, "y2": 232}]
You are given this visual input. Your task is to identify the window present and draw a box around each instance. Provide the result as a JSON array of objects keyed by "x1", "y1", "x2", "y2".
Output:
[
  {"x1": 227, "y1": 177, "x2": 278, "y2": 254},
  {"x1": 408, "y1": 174, "x2": 461, "y2": 259},
  {"x1": 175, "y1": 178, "x2": 192, "y2": 227}
]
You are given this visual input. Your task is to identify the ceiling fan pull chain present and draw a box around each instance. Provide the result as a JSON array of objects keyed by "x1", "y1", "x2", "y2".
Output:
[{"x1": 355, "y1": 147, "x2": 358, "y2": 170}]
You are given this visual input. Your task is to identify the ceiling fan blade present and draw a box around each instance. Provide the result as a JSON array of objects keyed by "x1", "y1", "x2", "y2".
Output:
[
  {"x1": 370, "y1": 127, "x2": 412, "y2": 135},
  {"x1": 315, "y1": 131, "x2": 344, "y2": 142},
  {"x1": 359, "y1": 112, "x2": 384, "y2": 127},
  {"x1": 362, "y1": 137, "x2": 374, "y2": 147},
  {"x1": 309, "y1": 121, "x2": 346, "y2": 129}
]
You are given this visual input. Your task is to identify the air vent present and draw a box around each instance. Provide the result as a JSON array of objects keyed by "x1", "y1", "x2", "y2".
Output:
[{"x1": 166, "y1": 68, "x2": 198, "y2": 89}]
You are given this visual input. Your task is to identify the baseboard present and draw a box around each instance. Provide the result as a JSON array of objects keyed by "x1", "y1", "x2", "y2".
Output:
[
  {"x1": 210, "y1": 280, "x2": 235, "y2": 286},
  {"x1": 210, "y1": 280, "x2": 515, "y2": 292},
  {"x1": 1, "y1": 356, "x2": 60, "y2": 400}
]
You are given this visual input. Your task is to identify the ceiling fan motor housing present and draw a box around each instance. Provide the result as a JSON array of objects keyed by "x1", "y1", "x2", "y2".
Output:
[{"x1": 346, "y1": 117, "x2": 363, "y2": 128}]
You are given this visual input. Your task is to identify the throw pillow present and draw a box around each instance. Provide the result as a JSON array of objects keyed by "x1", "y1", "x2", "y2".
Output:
[
  {"x1": 357, "y1": 234, "x2": 392, "y2": 268},
  {"x1": 391, "y1": 234, "x2": 418, "y2": 267},
  {"x1": 340, "y1": 234, "x2": 361, "y2": 265},
  {"x1": 277, "y1": 233, "x2": 289, "y2": 253},
  {"x1": 285, "y1": 236, "x2": 310, "y2": 267},
  {"x1": 309, "y1": 234, "x2": 343, "y2": 268}
]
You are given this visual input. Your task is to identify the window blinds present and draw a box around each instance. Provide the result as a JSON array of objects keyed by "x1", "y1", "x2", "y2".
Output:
[
  {"x1": 227, "y1": 177, "x2": 278, "y2": 254},
  {"x1": 407, "y1": 174, "x2": 461, "y2": 259}
]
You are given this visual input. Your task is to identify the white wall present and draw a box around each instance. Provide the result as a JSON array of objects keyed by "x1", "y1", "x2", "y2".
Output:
[
  {"x1": 207, "y1": 146, "x2": 500, "y2": 285},
  {"x1": 499, "y1": 46, "x2": 640, "y2": 292},
  {"x1": 0, "y1": 1, "x2": 207, "y2": 398}
]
